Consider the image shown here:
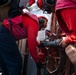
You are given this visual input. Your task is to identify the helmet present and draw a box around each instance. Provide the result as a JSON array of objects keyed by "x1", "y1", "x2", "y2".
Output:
[{"x1": 45, "y1": 0, "x2": 56, "y2": 6}]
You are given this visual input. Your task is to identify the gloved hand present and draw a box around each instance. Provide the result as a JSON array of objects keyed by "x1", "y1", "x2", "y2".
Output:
[{"x1": 36, "y1": 62, "x2": 43, "y2": 69}]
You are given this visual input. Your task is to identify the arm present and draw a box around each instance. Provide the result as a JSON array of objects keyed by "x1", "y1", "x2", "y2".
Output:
[
  {"x1": 64, "y1": 32, "x2": 76, "y2": 44},
  {"x1": 27, "y1": 22, "x2": 39, "y2": 63},
  {"x1": 58, "y1": 32, "x2": 76, "y2": 47}
]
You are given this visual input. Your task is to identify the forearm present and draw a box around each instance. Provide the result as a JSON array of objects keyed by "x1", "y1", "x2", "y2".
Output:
[
  {"x1": 28, "y1": 24, "x2": 39, "y2": 63},
  {"x1": 28, "y1": 35, "x2": 39, "y2": 62},
  {"x1": 64, "y1": 32, "x2": 76, "y2": 44}
]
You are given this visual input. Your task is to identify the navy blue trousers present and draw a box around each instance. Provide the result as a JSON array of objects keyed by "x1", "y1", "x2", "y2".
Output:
[{"x1": 0, "y1": 25, "x2": 22, "y2": 75}]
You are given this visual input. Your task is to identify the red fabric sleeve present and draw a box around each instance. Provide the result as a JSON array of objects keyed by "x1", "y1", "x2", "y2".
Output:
[
  {"x1": 56, "y1": 8, "x2": 76, "y2": 44},
  {"x1": 28, "y1": 0, "x2": 35, "y2": 6},
  {"x1": 64, "y1": 32, "x2": 76, "y2": 44},
  {"x1": 27, "y1": 22, "x2": 39, "y2": 63},
  {"x1": 22, "y1": 13, "x2": 39, "y2": 63}
]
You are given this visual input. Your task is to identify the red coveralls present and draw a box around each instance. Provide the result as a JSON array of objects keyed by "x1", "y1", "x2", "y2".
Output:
[
  {"x1": 3, "y1": 12, "x2": 48, "y2": 63},
  {"x1": 56, "y1": 0, "x2": 76, "y2": 44},
  {"x1": 3, "y1": 12, "x2": 39, "y2": 63}
]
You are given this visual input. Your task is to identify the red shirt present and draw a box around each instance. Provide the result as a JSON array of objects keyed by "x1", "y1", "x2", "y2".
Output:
[{"x1": 3, "y1": 12, "x2": 39, "y2": 63}]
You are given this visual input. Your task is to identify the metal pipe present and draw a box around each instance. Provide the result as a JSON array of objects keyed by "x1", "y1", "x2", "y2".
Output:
[{"x1": 39, "y1": 40, "x2": 58, "y2": 47}]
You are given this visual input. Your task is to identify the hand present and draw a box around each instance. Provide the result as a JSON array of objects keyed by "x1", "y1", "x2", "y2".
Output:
[
  {"x1": 36, "y1": 62, "x2": 43, "y2": 69},
  {"x1": 59, "y1": 38, "x2": 68, "y2": 48},
  {"x1": 45, "y1": 30, "x2": 52, "y2": 37},
  {"x1": 55, "y1": 39, "x2": 62, "y2": 45},
  {"x1": 50, "y1": 33, "x2": 57, "y2": 41},
  {"x1": 46, "y1": 31, "x2": 57, "y2": 40},
  {"x1": 65, "y1": 45, "x2": 76, "y2": 66},
  {"x1": 59, "y1": 40, "x2": 67, "y2": 48}
]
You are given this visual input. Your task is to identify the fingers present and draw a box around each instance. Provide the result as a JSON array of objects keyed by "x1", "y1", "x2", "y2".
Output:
[
  {"x1": 59, "y1": 40, "x2": 62, "y2": 46},
  {"x1": 59, "y1": 40, "x2": 67, "y2": 48}
]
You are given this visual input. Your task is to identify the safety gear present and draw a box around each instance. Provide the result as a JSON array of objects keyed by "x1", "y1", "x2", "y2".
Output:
[
  {"x1": 3, "y1": 15, "x2": 26, "y2": 40},
  {"x1": 56, "y1": 0, "x2": 76, "y2": 11},
  {"x1": 3, "y1": 12, "x2": 39, "y2": 40},
  {"x1": 45, "y1": 0, "x2": 56, "y2": 6}
]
